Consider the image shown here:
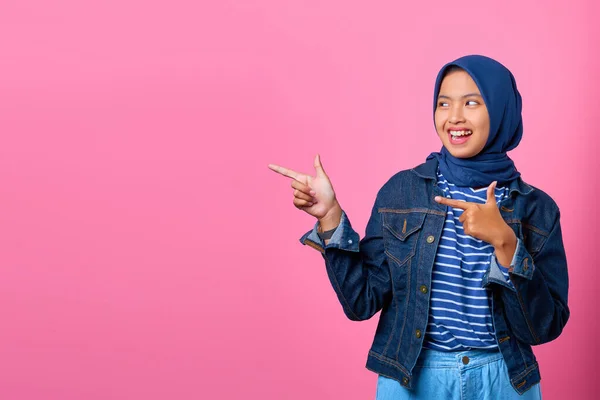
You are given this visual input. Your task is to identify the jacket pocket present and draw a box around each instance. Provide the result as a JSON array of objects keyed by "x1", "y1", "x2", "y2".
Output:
[
  {"x1": 522, "y1": 224, "x2": 548, "y2": 256},
  {"x1": 381, "y1": 211, "x2": 426, "y2": 266},
  {"x1": 504, "y1": 220, "x2": 547, "y2": 256}
]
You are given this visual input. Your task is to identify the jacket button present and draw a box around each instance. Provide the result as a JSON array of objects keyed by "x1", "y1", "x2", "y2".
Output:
[
  {"x1": 462, "y1": 356, "x2": 470, "y2": 365},
  {"x1": 415, "y1": 329, "x2": 422, "y2": 339},
  {"x1": 420, "y1": 285, "x2": 428, "y2": 294},
  {"x1": 426, "y1": 235, "x2": 435, "y2": 243},
  {"x1": 402, "y1": 377, "x2": 409, "y2": 385}
]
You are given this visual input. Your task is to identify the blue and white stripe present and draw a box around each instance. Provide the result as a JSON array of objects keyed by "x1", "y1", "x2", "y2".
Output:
[{"x1": 423, "y1": 170, "x2": 510, "y2": 351}]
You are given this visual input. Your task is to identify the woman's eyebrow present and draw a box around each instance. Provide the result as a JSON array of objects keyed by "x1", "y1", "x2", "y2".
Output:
[{"x1": 438, "y1": 93, "x2": 483, "y2": 100}]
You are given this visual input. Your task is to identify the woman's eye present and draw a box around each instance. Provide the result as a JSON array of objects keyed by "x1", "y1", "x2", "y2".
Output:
[
  {"x1": 466, "y1": 100, "x2": 479, "y2": 106},
  {"x1": 438, "y1": 102, "x2": 449, "y2": 107}
]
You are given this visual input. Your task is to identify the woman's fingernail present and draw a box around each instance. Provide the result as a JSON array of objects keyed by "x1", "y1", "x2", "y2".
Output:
[
  {"x1": 307, "y1": 203, "x2": 313, "y2": 207},
  {"x1": 310, "y1": 191, "x2": 316, "y2": 196},
  {"x1": 434, "y1": 196, "x2": 441, "y2": 202}
]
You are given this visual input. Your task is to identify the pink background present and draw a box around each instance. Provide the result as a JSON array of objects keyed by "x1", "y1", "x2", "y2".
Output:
[{"x1": 0, "y1": 0, "x2": 598, "y2": 399}]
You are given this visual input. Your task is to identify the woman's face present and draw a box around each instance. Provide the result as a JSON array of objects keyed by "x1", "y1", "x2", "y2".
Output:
[{"x1": 435, "y1": 69, "x2": 490, "y2": 158}]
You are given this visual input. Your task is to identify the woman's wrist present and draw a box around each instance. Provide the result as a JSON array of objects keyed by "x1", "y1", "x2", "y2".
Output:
[
  {"x1": 318, "y1": 201, "x2": 342, "y2": 232},
  {"x1": 493, "y1": 227, "x2": 518, "y2": 267}
]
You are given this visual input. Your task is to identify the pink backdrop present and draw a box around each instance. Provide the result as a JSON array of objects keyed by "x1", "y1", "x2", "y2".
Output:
[{"x1": 1, "y1": 0, "x2": 598, "y2": 399}]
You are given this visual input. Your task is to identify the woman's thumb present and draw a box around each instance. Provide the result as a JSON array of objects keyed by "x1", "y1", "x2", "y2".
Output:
[{"x1": 314, "y1": 154, "x2": 327, "y2": 177}]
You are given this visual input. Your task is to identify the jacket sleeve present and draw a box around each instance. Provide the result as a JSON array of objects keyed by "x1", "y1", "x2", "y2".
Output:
[
  {"x1": 483, "y1": 211, "x2": 570, "y2": 345},
  {"x1": 299, "y1": 196, "x2": 392, "y2": 321}
]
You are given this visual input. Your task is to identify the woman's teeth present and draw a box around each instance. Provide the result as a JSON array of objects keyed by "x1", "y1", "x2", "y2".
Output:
[{"x1": 450, "y1": 130, "x2": 472, "y2": 137}]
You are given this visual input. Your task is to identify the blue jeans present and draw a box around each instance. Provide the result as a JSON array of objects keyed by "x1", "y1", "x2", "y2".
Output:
[{"x1": 375, "y1": 348, "x2": 542, "y2": 400}]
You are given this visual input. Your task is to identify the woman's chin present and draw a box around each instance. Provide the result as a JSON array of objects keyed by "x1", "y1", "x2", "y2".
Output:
[{"x1": 443, "y1": 146, "x2": 480, "y2": 159}]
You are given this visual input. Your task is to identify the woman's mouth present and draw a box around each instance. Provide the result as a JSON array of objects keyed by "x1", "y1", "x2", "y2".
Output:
[{"x1": 448, "y1": 129, "x2": 473, "y2": 145}]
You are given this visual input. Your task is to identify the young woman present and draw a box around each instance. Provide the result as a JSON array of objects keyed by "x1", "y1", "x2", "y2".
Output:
[{"x1": 268, "y1": 55, "x2": 569, "y2": 399}]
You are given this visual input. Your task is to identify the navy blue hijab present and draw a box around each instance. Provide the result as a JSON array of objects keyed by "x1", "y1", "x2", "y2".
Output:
[{"x1": 427, "y1": 55, "x2": 523, "y2": 187}]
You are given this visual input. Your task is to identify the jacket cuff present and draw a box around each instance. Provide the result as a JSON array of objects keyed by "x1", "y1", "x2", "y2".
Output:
[
  {"x1": 508, "y1": 237, "x2": 535, "y2": 280},
  {"x1": 299, "y1": 210, "x2": 360, "y2": 253},
  {"x1": 483, "y1": 239, "x2": 530, "y2": 291}
]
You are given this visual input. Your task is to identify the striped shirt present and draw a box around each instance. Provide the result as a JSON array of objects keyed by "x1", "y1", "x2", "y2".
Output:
[{"x1": 423, "y1": 170, "x2": 511, "y2": 351}]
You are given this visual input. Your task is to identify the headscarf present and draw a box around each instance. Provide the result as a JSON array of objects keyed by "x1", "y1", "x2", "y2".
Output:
[{"x1": 427, "y1": 55, "x2": 523, "y2": 187}]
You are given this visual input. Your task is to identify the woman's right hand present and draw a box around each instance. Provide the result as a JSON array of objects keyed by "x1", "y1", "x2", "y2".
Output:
[{"x1": 268, "y1": 154, "x2": 342, "y2": 229}]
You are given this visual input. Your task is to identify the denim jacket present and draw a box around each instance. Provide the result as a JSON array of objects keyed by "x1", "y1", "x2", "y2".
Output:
[{"x1": 299, "y1": 158, "x2": 569, "y2": 395}]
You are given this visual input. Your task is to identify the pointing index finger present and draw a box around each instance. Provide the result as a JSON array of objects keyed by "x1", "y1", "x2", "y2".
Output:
[
  {"x1": 434, "y1": 196, "x2": 474, "y2": 210},
  {"x1": 268, "y1": 163, "x2": 302, "y2": 181}
]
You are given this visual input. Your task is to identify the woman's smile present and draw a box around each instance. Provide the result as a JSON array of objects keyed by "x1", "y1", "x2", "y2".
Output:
[{"x1": 447, "y1": 127, "x2": 473, "y2": 145}]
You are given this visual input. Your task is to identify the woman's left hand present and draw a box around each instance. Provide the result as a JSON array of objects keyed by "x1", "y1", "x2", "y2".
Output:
[{"x1": 435, "y1": 181, "x2": 517, "y2": 268}]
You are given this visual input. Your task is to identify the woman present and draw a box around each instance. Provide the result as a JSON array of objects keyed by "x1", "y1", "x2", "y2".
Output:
[{"x1": 268, "y1": 55, "x2": 569, "y2": 399}]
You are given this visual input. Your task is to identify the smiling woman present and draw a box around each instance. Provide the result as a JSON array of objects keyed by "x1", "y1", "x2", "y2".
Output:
[{"x1": 269, "y1": 55, "x2": 569, "y2": 400}]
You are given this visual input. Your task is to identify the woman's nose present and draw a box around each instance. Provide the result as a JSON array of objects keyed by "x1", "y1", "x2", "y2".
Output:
[{"x1": 449, "y1": 106, "x2": 465, "y2": 123}]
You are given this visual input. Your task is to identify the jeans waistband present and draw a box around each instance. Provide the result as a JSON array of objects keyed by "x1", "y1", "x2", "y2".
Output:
[{"x1": 415, "y1": 348, "x2": 503, "y2": 369}]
